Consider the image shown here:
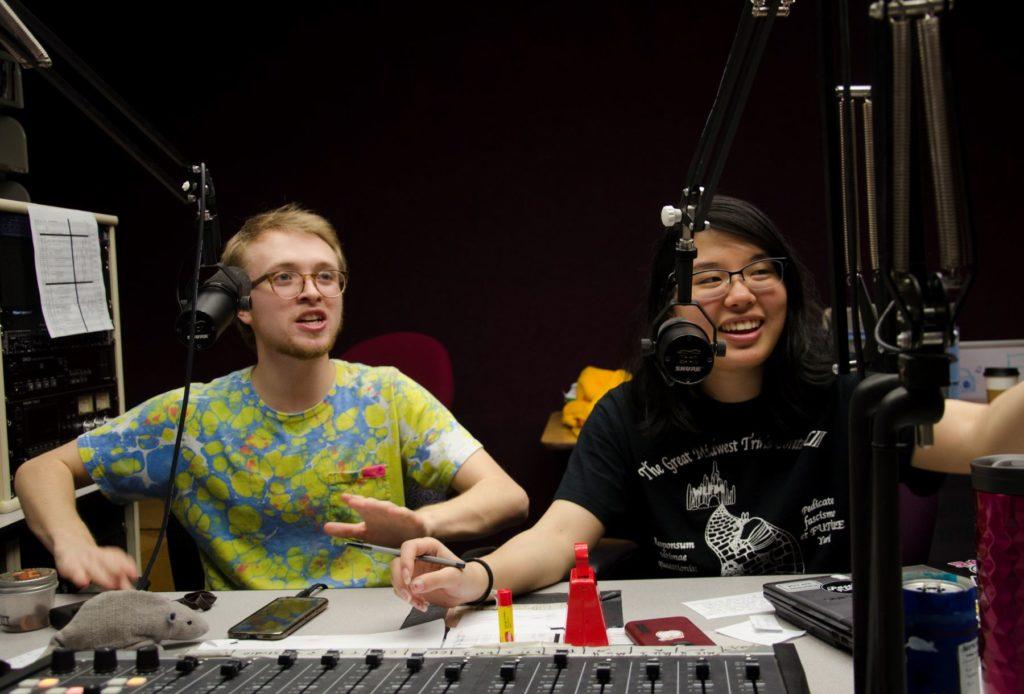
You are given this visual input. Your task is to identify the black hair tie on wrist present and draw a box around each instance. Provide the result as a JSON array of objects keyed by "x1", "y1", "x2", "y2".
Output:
[{"x1": 463, "y1": 558, "x2": 494, "y2": 606}]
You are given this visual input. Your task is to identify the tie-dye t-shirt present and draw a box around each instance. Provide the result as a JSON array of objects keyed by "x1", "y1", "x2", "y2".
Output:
[{"x1": 78, "y1": 360, "x2": 480, "y2": 589}]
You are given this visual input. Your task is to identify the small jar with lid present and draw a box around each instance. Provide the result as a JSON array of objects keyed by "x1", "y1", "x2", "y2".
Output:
[{"x1": 0, "y1": 567, "x2": 58, "y2": 632}]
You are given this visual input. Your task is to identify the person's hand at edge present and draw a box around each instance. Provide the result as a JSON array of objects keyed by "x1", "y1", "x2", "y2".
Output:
[{"x1": 52, "y1": 537, "x2": 139, "y2": 591}]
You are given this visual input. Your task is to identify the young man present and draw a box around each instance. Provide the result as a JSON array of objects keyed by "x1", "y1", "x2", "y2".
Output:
[{"x1": 15, "y1": 204, "x2": 528, "y2": 590}]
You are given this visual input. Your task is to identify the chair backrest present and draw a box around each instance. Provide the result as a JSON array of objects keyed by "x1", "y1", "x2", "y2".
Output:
[{"x1": 340, "y1": 331, "x2": 454, "y2": 408}]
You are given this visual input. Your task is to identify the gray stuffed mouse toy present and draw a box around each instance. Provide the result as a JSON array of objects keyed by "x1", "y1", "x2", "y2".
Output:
[{"x1": 52, "y1": 590, "x2": 209, "y2": 650}]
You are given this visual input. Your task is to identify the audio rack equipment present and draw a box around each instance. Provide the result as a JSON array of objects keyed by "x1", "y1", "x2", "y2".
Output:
[
  {"x1": 0, "y1": 207, "x2": 124, "y2": 512},
  {"x1": 0, "y1": 644, "x2": 809, "y2": 693}
]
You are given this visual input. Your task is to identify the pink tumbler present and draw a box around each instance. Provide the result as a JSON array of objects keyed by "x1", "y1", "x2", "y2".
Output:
[{"x1": 972, "y1": 455, "x2": 1024, "y2": 693}]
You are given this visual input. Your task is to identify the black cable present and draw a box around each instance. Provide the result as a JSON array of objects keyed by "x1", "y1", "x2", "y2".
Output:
[
  {"x1": 30, "y1": 67, "x2": 188, "y2": 203},
  {"x1": 697, "y1": 3, "x2": 779, "y2": 224},
  {"x1": 136, "y1": 164, "x2": 207, "y2": 589},
  {"x1": 10, "y1": 0, "x2": 188, "y2": 169},
  {"x1": 676, "y1": 0, "x2": 783, "y2": 229},
  {"x1": 684, "y1": 1, "x2": 755, "y2": 188}
]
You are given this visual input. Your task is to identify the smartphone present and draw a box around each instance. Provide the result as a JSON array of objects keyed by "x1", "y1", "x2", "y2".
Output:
[
  {"x1": 227, "y1": 596, "x2": 328, "y2": 640},
  {"x1": 624, "y1": 616, "x2": 715, "y2": 646}
]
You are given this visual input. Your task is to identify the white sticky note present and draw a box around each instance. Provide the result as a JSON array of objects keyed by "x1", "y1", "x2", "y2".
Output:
[{"x1": 750, "y1": 614, "x2": 783, "y2": 632}]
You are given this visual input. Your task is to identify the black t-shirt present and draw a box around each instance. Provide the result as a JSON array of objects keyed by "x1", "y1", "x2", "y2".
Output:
[{"x1": 555, "y1": 375, "x2": 937, "y2": 577}]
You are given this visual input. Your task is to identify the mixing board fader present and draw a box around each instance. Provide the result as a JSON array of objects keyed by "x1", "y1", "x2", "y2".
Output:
[{"x1": 0, "y1": 644, "x2": 809, "y2": 693}]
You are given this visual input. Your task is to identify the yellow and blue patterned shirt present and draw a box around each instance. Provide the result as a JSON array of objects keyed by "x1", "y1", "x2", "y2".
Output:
[{"x1": 78, "y1": 360, "x2": 480, "y2": 589}]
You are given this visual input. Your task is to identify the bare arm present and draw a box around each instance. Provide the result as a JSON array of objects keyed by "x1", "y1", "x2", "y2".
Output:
[
  {"x1": 391, "y1": 500, "x2": 605, "y2": 609},
  {"x1": 913, "y1": 381, "x2": 1024, "y2": 474},
  {"x1": 324, "y1": 448, "x2": 529, "y2": 545},
  {"x1": 416, "y1": 448, "x2": 529, "y2": 539},
  {"x1": 14, "y1": 440, "x2": 138, "y2": 589}
]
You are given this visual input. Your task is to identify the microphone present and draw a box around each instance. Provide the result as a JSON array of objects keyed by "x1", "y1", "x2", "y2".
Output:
[
  {"x1": 175, "y1": 265, "x2": 251, "y2": 350},
  {"x1": 643, "y1": 303, "x2": 726, "y2": 386},
  {"x1": 642, "y1": 203, "x2": 726, "y2": 386}
]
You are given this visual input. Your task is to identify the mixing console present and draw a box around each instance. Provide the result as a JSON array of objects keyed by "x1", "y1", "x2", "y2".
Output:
[{"x1": 0, "y1": 643, "x2": 808, "y2": 693}]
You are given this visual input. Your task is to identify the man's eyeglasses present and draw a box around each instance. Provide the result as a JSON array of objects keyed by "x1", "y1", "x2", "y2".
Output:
[
  {"x1": 687, "y1": 257, "x2": 786, "y2": 301},
  {"x1": 252, "y1": 270, "x2": 348, "y2": 299}
]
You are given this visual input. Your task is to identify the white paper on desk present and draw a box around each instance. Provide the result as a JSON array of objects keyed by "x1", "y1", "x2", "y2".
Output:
[
  {"x1": 606, "y1": 627, "x2": 632, "y2": 646},
  {"x1": 5, "y1": 645, "x2": 48, "y2": 669},
  {"x1": 27, "y1": 203, "x2": 113, "y2": 338},
  {"x1": 444, "y1": 603, "x2": 568, "y2": 647},
  {"x1": 717, "y1": 620, "x2": 805, "y2": 646},
  {"x1": 196, "y1": 619, "x2": 445, "y2": 652},
  {"x1": 682, "y1": 591, "x2": 775, "y2": 620}
]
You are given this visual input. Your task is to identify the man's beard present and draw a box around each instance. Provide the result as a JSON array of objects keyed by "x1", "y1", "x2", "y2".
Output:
[{"x1": 263, "y1": 319, "x2": 343, "y2": 360}]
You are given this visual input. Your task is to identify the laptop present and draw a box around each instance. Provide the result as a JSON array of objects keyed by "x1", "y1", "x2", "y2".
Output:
[
  {"x1": 762, "y1": 565, "x2": 967, "y2": 652},
  {"x1": 763, "y1": 575, "x2": 854, "y2": 651}
]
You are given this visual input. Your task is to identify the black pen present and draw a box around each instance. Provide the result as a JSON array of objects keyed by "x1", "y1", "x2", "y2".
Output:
[{"x1": 344, "y1": 541, "x2": 467, "y2": 569}]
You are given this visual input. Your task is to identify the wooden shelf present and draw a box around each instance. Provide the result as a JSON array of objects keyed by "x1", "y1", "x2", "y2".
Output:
[{"x1": 540, "y1": 411, "x2": 578, "y2": 450}]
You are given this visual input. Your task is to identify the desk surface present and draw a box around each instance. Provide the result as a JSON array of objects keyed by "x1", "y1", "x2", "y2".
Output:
[{"x1": 0, "y1": 576, "x2": 851, "y2": 693}]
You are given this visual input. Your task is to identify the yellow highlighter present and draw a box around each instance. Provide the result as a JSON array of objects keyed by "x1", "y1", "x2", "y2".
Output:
[{"x1": 497, "y1": 588, "x2": 515, "y2": 643}]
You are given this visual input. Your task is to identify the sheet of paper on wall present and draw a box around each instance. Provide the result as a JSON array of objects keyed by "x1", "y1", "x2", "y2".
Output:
[
  {"x1": 27, "y1": 203, "x2": 114, "y2": 338},
  {"x1": 444, "y1": 603, "x2": 569, "y2": 647}
]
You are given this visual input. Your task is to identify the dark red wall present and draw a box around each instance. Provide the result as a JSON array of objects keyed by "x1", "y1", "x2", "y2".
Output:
[{"x1": 18, "y1": 2, "x2": 1023, "y2": 535}]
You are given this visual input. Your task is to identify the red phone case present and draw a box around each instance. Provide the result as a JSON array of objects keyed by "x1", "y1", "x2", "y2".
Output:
[{"x1": 624, "y1": 616, "x2": 715, "y2": 646}]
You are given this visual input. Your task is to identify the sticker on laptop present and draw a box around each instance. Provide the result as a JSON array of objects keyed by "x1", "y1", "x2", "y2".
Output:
[
  {"x1": 775, "y1": 580, "x2": 823, "y2": 593},
  {"x1": 822, "y1": 580, "x2": 853, "y2": 593}
]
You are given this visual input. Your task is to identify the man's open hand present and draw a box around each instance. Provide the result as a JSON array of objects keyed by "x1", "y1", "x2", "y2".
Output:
[{"x1": 323, "y1": 493, "x2": 430, "y2": 548}]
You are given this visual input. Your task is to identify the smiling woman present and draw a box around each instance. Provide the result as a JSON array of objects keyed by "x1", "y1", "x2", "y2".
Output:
[
  {"x1": 641, "y1": 195, "x2": 832, "y2": 432},
  {"x1": 387, "y1": 195, "x2": 1006, "y2": 608}
]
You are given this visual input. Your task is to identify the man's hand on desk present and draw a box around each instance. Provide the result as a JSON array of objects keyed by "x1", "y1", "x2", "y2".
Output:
[
  {"x1": 323, "y1": 493, "x2": 430, "y2": 549},
  {"x1": 391, "y1": 537, "x2": 488, "y2": 611},
  {"x1": 52, "y1": 536, "x2": 139, "y2": 591}
]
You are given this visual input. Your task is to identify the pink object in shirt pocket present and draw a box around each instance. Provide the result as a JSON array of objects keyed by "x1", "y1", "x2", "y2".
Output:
[{"x1": 361, "y1": 464, "x2": 387, "y2": 479}]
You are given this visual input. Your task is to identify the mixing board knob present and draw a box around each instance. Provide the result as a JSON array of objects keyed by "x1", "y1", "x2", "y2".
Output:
[
  {"x1": 406, "y1": 653, "x2": 424, "y2": 672},
  {"x1": 500, "y1": 660, "x2": 518, "y2": 682},
  {"x1": 278, "y1": 650, "x2": 297, "y2": 668},
  {"x1": 321, "y1": 650, "x2": 340, "y2": 669},
  {"x1": 220, "y1": 659, "x2": 243, "y2": 678},
  {"x1": 596, "y1": 662, "x2": 612, "y2": 684},
  {"x1": 84, "y1": 684, "x2": 102, "y2": 694},
  {"x1": 444, "y1": 663, "x2": 462, "y2": 682},
  {"x1": 366, "y1": 650, "x2": 384, "y2": 667},
  {"x1": 745, "y1": 658, "x2": 761, "y2": 681},
  {"x1": 695, "y1": 658, "x2": 710, "y2": 682},
  {"x1": 553, "y1": 650, "x2": 569, "y2": 669},
  {"x1": 136, "y1": 644, "x2": 160, "y2": 672},
  {"x1": 645, "y1": 659, "x2": 661, "y2": 681},
  {"x1": 93, "y1": 647, "x2": 117, "y2": 673},
  {"x1": 176, "y1": 656, "x2": 199, "y2": 673},
  {"x1": 51, "y1": 647, "x2": 76, "y2": 674}
]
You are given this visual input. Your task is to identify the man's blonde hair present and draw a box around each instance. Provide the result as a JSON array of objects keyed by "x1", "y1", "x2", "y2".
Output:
[{"x1": 221, "y1": 203, "x2": 347, "y2": 349}]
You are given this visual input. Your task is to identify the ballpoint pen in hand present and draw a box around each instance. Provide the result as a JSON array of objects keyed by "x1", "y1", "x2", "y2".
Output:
[{"x1": 344, "y1": 541, "x2": 467, "y2": 570}]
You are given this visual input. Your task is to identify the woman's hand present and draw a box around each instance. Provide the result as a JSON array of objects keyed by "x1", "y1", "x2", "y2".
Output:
[{"x1": 391, "y1": 537, "x2": 489, "y2": 610}]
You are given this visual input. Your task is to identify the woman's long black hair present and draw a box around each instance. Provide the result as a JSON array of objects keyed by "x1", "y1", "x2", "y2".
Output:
[{"x1": 630, "y1": 195, "x2": 835, "y2": 436}]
